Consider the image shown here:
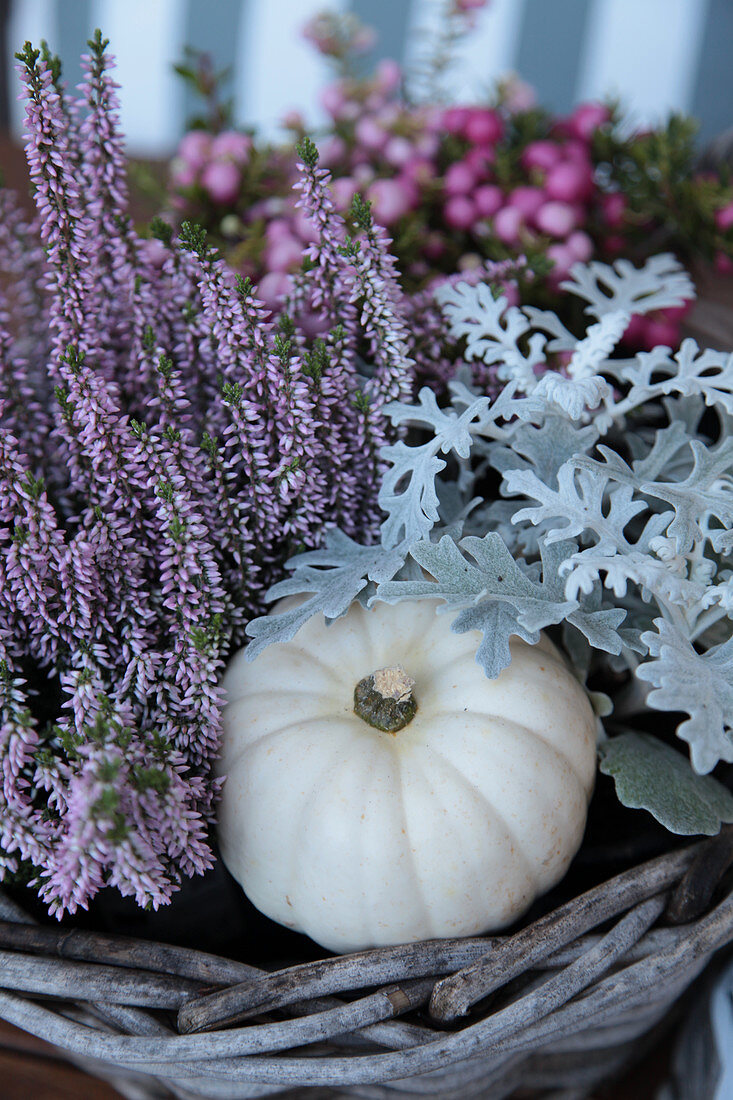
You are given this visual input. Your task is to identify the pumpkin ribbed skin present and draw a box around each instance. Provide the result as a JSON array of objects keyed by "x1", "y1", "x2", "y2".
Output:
[{"x1": 217, "y1": 599, "x2": 597, "y2": 953}]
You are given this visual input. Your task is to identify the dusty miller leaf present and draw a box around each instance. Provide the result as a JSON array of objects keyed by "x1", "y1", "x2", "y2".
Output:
[
  {"x1": 507, "y1": 462, "x2": 648, "y2": 558},
  {"x1": 636, "y1": 618, "x2": 733, "y2": 773},
  {"x1": 537, "y1": 540, "x2": 626, "y2": 655},
  {"x1": 379, "y1": 386, "x2": 488, "y2": 549},
  {"x1": 606, "y1": 341, "x2": 733, "y2": 419},
  {"x1": 641, "y1": 436, "x2": 733, "y2": 554},
  {"x1": 491, "y1": 414, "x2": 599, "y2": 490},
  {"x1": 561, "y1": 253, "x2": 694, "y2": 321},
  {"x1": 377, "y1": 532, "x2": 623, "y2": 678},
  {"x1": 566, "y1": 312, "x2": 630, "y2": 379},
  {"x1": 599, "y1": 731, "x2": 733, "y2": 835},
  {"x1": 436, "y1": 281, "x2": 546, "y2": 392},
  {"x1": 245, "y1": 529, "x2": 406, "y2": 659},
  {"x1": 533, "y1": 371, "x2": 613, "y2": 420}
]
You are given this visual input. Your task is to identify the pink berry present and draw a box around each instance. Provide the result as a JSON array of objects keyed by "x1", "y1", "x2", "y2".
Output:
[
  {"x1": 256, "y1": 271, "x2": 292, "y2": 312},
  {"x1": 331, "y1": 177, "x2": 359, "y2": 210},
  {"x1": 535, "y1": 200, "x2": 578, "y2": 237},
  {"x1": 396, "y1": 173, "x2": 420, "y2": 207},
  {"x1": 493, "y1": 204, "x2": 524, "y2": 245},
  {"x1": 265, "y1": 218, "x2": 293, "y2": 242},
  {"x1": 463, "y1": 146, "x2": 495, "y2": 176},
  {"x1": 319, "y1": 136, "x2": 346, "y2": 166},
  {"x1": 501, "y1": 281, "x2": 520, "y2": 307},
  {"x1": 281, "y1": 109, "x2": 304, "y2": 130},
  {"x1": 292, "y1": 209, "x2": 319, "y2": 243},
  {"x1": 715, "y1": 251, "x2": 733, "y2": 274},
  {"x1": 211, "y1": 130, "x2": 252, "y2": 163},
  {"x1": 643, "y1": 319, "x2": 680, "y2": 349},
  {"x1": 402, "y1": 157, "x2": 435, "y2": 185},
  {"x1": 547, "y1": 242, "x2": 575, "y2": 282},
  {"x1": 521, "y1": 140, "x2": 561, "y2": 173},
  {"x1": 365, "y1": 91, "x2": 386, "y2": 112},
  {"x1": 367, "y1": 177, "x2": 412, "y2": 225},
  {"x1": 600, "y1": 192, "x2": 626, "y2": 228},
  {"x1": 353, "y1": 164, "x2": 375, "y2": 185},
  {"x1": 501, "y1": 74, "x2": 537, "y2": 114},
  {"x1": 265, "y1": 235, "x2": 303, "y2": 273},
  {"x1": 170, "y1": 159, "x2": 197, "y2": 188},
  {"x1": 384, "y1": 135, "x2": 413, "y2": 166},
  {"x1": 355, "y1": 116, "x2": 388, "y2": 152},
  {"x1": 415, "y1": 132, "x2": 439, "y2": 159},
  {"x1": 508, "y1": 185, "x2": 545, "y2": 220},
  {"x1": 623, "y1": 314, "x2": 647, "y2": 346},
  {"x1": 375, "y1": 58, "x2": 402, "y2": 95},
  {"x1": 562, "y1": 140, "x2": 592, "y2": 165},
  {"x1": 444, "y1": 161, "x2": 476, "y2": 196},
  {"x1": 566, "y1": 230, "x2": 593, "y2": 262},
  {"x1": 444, "y1": 195, "x2": 477, "y2": 230},
  {"x1": 201, "y1": 160, "x2": 240, "y2": 204},
  {"x1": 474, "y1": 184, "x2": 503, "y2": 217},
  {"x1": 664, "y1": 304, "x2": 691, "y2": 321},
  {"x1": 320, "y1": 82, "x2": 348, "y2": 118},
  {"x1": 464, "y1": 108, "x2": 503, "y2": 146},
  {"x1": 442, "y1": 106, "x2": 470, "y2": 134},
  {"x1": 545, "y1": 160, "x2": 593, "y2": 203},
  {"x1": 715, "y1": 201, "x2": 733, "y2": 232},
  {"x1": 568, "y1": 102, "x2": 611, "y2": 143},
  {"x1": 139, "y1": 237, "x2": 168, "y2": 268},
  {"x1": 376, "y1": 103, "x2": 401, "y2": 128},
  {"x1": 178, "y1": 130, "x2": 212, "y2": 169}
]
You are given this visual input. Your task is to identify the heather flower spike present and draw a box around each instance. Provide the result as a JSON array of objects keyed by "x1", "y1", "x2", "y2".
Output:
[{"x1": 0, "y1": 35, "x2": 417, "y2": 914}]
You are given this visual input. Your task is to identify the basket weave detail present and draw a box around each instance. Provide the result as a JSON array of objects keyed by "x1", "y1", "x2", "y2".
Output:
[{"x1": 0, "y1": 834, "x2": 731, "y2": 1099}]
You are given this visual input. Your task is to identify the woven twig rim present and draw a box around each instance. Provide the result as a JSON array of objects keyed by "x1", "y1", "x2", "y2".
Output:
[{"x1": 0, "y1": 833, "x2": 731, "y2": 1099}]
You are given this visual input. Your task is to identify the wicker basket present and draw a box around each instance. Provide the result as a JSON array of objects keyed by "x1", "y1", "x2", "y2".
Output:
[{"x1": 1, "y1": 830, "x2": 733, "y2": 1100}]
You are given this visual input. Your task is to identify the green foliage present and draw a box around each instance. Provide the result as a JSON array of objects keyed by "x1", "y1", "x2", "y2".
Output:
[
  {"x1": 173, "y1": 45, "x2": 234, "y2": 132},
  {"x1": 149, "y1": 216, "x2": 173, "y2": 247},
  {"x1": 179, "y1": 221, "x2": 211, "y2": 259},
  {"x1": 296, "y1": 135, "x2": 319, "y2": 169},
  {"x1": 599, "y1": 732, "x2": 733, "y2": 835},
  {"x1": 350, "y1": 193, "x2": 373, "y2": 231}
]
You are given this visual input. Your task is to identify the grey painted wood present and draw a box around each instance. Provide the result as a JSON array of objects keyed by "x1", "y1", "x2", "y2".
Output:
[
  {"x1": 691, "y1": 0, "x2": 733, "y2": 144},
  {"x1": 56, "y1": 0, "x2": 92, "y2": 86},
  {"x1": 515, "y1": 0, "x2": 593, "y2": 114},
  {"x1": 430, "y1": 842, "x2": 696, "y2": 1021},
  {"x1": 181, "y1": 0, "x2": 244, "y2": 129},
  {"x1": 2, "y1": 838, "x2": 730, "y2": 1097},
  {"x1": 351, "y1": 0, "x2": 415, "y2": 70}
]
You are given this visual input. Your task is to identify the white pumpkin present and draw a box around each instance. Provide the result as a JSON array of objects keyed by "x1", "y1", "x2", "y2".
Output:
[{"x1": 217, "y1": 598, "x2": 597, "y2": 953}]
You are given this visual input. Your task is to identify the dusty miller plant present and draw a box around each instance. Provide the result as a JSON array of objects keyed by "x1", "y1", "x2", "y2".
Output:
[{"x1": 249, "y1": 253, "x2": 733, "y2": 836}]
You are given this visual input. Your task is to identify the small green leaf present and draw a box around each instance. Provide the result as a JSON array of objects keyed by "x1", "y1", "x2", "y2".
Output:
[
  {"x1": 296, "y1": 135, "x2": 319, "y2": 168},
  {"x1": 599, "y1": 730, "x2": 733, "y2": 835}
]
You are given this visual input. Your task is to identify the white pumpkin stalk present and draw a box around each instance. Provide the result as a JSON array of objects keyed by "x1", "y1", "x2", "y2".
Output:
[{"x1": 217, "y1": 598, "x2": 597, "y2": 953}]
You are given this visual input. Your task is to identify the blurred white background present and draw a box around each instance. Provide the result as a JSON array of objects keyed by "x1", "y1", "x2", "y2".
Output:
[{"x1": 6, "y1": 0, "x2": 732, "y2": 154}]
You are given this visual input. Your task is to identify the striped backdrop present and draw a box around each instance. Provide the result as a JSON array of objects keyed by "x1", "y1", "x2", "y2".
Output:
[{"x1": 6, "y1": 0, "x2": 732, "y2": 154}]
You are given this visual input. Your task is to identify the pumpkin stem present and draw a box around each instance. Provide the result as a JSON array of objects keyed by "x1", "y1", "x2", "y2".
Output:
[{"x1": 354, "y1": 666, "x2": 417, "y2": 733}]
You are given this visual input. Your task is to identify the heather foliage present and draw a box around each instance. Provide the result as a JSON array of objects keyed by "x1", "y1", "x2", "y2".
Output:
[{"x1": 0, "y1": 35, "x2": 414, "y2": 915}]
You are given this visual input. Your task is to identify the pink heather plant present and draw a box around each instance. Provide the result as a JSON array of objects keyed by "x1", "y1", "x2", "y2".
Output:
[
  {"x1": 168, "y1": 12, "x2": 733, "y2": 358},
  {"x1": 0, "y1": 34, "x2": 417, "y2": 917}
]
